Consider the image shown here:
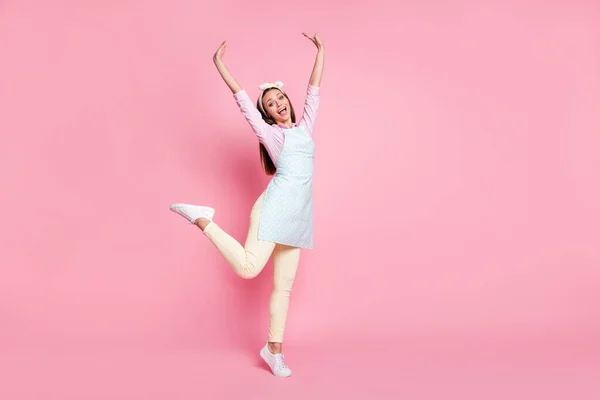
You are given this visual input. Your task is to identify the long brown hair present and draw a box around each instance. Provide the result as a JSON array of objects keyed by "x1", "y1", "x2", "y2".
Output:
[{"x1": 256, "y1": 88, "x2": 296, "y2": 175}]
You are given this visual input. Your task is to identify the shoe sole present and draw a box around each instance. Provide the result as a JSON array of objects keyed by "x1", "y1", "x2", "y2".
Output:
[{"x1": 169, "y1": 204, "x2": 215, "y2": 212}]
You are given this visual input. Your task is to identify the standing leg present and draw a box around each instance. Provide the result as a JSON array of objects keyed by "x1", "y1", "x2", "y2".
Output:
[
  {"x1": 259, "y1": 244, "x2": 300, "y2": 377},
  {"x1": 268, "y1": 244, "x2": 301, "y2": 345}
]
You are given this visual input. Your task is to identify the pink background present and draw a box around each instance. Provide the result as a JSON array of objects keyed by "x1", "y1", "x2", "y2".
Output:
[{"x1": 1, "y1": 0, "x2": 599, "y2": 398}]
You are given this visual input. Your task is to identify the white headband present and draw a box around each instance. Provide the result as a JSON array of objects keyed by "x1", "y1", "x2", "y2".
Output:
[{"x1": 257, "y1": 81, "x2": 285, "y2": 114}]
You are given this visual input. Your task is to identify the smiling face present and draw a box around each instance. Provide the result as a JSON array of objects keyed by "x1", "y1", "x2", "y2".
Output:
[{"x1": 261, "y1": 88, "x2": 292, "y2": 125}]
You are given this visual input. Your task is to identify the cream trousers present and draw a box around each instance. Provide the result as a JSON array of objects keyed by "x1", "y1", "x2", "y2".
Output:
[{"x1": 203, "y1": 192, "x2": 300, "y2": 343}]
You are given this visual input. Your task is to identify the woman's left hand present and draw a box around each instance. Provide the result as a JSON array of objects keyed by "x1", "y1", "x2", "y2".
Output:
[{"x1": 303, "y1": 32, "x2": 324, "y2": 52}]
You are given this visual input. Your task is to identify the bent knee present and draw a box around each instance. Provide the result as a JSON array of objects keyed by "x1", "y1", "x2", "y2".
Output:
[{"x1": 239, "y1": 263, "x2": 259, "y2": 279}]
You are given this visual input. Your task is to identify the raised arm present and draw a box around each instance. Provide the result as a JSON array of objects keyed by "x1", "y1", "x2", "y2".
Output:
[
  {"x1": 212, "y1": 41, "x2": 284, "y2": 161},
  {"x1": 212, "y1": 40, "x2": 264, "y2": 132},
  {"x1": 213, "y1": 41, "x2": 242, "y2": 94},
  {"x1": 302, "y1": 33, "x2": 325, "y2": 87},
  {"x1": 298, "y1": 33, "x2": 325, "y2": 135}
]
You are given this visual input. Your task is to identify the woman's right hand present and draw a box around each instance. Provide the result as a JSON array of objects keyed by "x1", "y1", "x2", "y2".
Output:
[
  {"x1": 212, "y1": 41, "x2": 242, "y2": 94},
  {"x1": 213, "y1": 41, "x2": 227, "y2": 63}
]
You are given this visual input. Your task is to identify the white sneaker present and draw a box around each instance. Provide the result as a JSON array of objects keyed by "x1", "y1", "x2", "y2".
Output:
[
  {"x1": 260, "y1": 343, "x2": 292, "y2": 377},
  {"x1": 169, "y1": 203, "x2": 215, "y2": 224}
]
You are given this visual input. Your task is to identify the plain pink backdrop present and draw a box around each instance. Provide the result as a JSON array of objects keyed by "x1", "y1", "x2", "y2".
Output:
[{"x1": 1, "y1": 0, "x2": 599, "y2": 398}]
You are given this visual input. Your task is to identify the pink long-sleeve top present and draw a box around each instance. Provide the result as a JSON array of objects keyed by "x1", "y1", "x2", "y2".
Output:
[{"x1": 233, "y1": 84, "x2": 320, "y2": 165}]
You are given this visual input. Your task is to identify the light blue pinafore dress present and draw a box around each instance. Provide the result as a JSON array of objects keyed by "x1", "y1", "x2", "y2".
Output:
[{"x1": 258, "y1": 125, "x2": 314, "y2": 249}]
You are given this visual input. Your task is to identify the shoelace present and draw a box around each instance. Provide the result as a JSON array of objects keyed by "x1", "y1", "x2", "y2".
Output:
[{"x1": 275, "y1": 354, "x2": 289, "y2": 370}]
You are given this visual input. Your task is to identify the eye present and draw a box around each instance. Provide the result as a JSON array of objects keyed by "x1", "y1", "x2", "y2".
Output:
[{"x1": 279, "y1": 95, "x2": 284, "y2": 100}]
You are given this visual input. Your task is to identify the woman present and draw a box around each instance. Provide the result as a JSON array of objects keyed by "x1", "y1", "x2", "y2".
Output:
[{"x1": 170, "y1": 32, "x2": 324, "y2": 377}]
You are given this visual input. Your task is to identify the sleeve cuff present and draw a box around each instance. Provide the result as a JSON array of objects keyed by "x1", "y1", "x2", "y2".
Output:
[
  {"x1": 234, "y1": 89, "x2": 249, "y2": 101},
  {"x1": 307, "y1": 84, "x2": 320, "y2": 95}
]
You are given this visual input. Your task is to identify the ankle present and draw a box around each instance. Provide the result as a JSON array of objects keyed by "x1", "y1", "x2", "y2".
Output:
[
  {"x1": 194, "y1": 218, "x2": 211, "y2": 231},
  {"x1": 268, "y1": 342, "x2": 282, "y2": 354}
]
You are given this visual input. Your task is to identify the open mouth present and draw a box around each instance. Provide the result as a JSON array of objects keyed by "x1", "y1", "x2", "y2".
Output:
[{"x1": 277, "y1": 107, "x2": 287, "y2": 115}]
